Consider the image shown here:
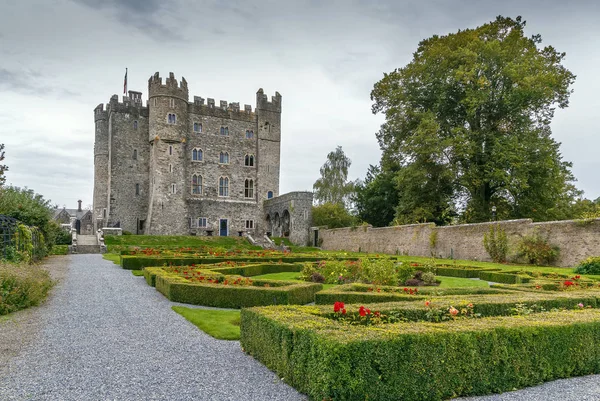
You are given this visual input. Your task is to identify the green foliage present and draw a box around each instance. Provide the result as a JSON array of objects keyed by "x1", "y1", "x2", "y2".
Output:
[
  {"x1": 370, "y1": 16, "x2": 578, "y2": 224},
  {"x1": 104, "y1": 234, "x2": 260, "y2": 253},
  {"x1": 575, "y1": 257, "x2": 600, "y2": 275},
  {"x1": 0, "y1": 143, "x2": 7, "y2": 187},
  {"x1": 517, "y1": 232, "x2": 560, "y2": 265},
  {"x1": 311, "y1": 202, "x2": 356, "y2": 229},
  {"x1": 0, "y1": 261, "x2": 54, "y2": 315},
  {"x1": 301, "y1": 258, "x2": 400, "y2": 286},
  {"x1": 49, "y1": 245, "x2": 68, "y2": 255},
  {"x1": 353, "y1": 164, "x2": 399, "y2": 227},
  {"x1": 313, "y1": 146, "x2": 356, "y2": 206},
  {"x1": 483, "y1": 224, "x2": 509, "y2": 262},
  {"x1": 241, "y1": 305, "x2": 600, "y2": 400},
  {"x1": 173, "y1": 306, "x2": 241, "y2": 340}
]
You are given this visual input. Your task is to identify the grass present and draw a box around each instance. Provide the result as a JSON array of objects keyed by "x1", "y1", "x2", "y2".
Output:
[
  {"x1": 0, "y1": 261, "x2": 54, "y2": 315},
  {"x1": 102, "y1": 253, "x2": 120, "y2": 265},
  {"x1": 131, "y1": 270, "x2": 144, "y2": 276},
  {"x1": 104, "y1": 235, "x2": 261, "y2": 252},
  {"x1": 252, "y1": 272, "x2": 336, "y2": 290},
  {"x1": 437, "y1": 276, "x2": 490, "y2": 288},
  {"x1": 172, "y1": 306, "x2": 240, "y2": 340}
]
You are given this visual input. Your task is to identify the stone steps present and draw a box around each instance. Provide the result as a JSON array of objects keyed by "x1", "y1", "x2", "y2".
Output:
[{"x1": 74, "y1": 245, "x2": 102, "y2": 254}]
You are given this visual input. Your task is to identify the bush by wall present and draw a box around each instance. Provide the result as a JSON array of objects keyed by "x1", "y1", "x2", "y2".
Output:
[
  {"x1": 516, "y1": 232, "x2": 560, "y2": 265},
  {"x1": 483, "y1": 223, "x2": 509, "y2": 263},
  {"x1": 241, "y1": 306, "x2": 600, "y2": 401},
  {"x1": 575, "y1": 257, "x2": 600, "y2": 275},
  {"x1": 0, "y1": 261, "x2": 54, "y2": 315}
]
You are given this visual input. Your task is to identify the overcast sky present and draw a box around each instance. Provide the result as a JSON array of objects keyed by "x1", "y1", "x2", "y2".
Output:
[{"x1": 1, "y1": 0, "x2": 598, "y2": 209}]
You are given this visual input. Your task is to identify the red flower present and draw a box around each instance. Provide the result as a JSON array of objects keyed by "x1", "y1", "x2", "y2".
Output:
[
  {"x1": 374, "y1": 311, "x2": 380, "y2": 318},
  {"x1": 359, "y1": 306, "x2": 367, "y2": 317},
  {"x1": 366, "y1": 308, "x2": 371, "y2": 315},
  {"x1": 333, "y1": 302, "x2": 345, "y2": 313},
  {"x1": 403, "y1": 288, "x2": 408, "y2": 292},
  {"x1": 342, "y1": 308, "x2": 347, "y2": 315},
  {"x1": 564, "y1": 280, "x2": 575, "y2": 287},
  {"x1": 377, "y1": 288, "x2": 381, "y2": 293},
  {"x1": 425, "y1": 300, "x2": 431, "y2": 307}
]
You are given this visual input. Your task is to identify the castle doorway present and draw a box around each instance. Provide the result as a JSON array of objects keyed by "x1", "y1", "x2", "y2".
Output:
[
  {"x1": 282, "y1": 210, "x2": 290, "y2": 237},
  {"x1": 219, "y1": 219, "x2": 228, "y2": 236}
]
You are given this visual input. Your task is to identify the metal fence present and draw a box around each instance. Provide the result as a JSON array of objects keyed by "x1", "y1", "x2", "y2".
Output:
[{"x1": 0, "y1": 214, "x2": 45, "y2": 262}]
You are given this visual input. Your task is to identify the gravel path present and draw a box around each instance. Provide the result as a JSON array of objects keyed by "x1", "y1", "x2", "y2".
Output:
[{"x1": 0, "y1": 254, "x2": 306, "y2": 401}]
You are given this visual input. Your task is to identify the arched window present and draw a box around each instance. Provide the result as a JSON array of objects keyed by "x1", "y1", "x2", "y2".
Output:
[
  {"x1": 244, "y1": 154, "x2": 254, "y2": 167},
  {"x1": 219, "y1": 177, "x2": 229, "y2": 197},
  {"x1": 192, "y1": 174, "x2": 202, "y2": 195},
  {"x1": 193, "y1": 122, "x2": 202, "y2": 133},
  {"x1": 133, "y1": 120, "x2": 138, "y2": 129},
  {"x1": 219, "y1": 151, "x2": 229, "y2": 164},
  {"x1": 245, "y1": 130, "x2": 254, "y2": 139},
  {"x1": 220, "y1": 126, "x2": 229, "y2": 136},
  {"x1": 267, "y1": 191, "x2": 273, "y2": 199},
  {"x1": 245, "y1": 179, "x2": 254, "y2": 198},
  {"x1": 168, "y1": 113, "x2": 176, "y2": 124},
  {"x1": 192, "y1": 148, "x2": 203, "y2": 161}
]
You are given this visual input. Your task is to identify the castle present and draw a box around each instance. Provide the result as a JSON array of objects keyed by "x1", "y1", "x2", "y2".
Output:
[{"x1": 92, "y1": 72, "x2": 312, "y2": 245}]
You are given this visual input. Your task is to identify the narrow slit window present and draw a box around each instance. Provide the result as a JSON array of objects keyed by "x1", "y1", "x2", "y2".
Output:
[
  {"x1": 133, "y1": 149, "x2": 137, "y2": 160},
  {"x1": 135, "y1": 183, "x2": 140, "y2": 196}
]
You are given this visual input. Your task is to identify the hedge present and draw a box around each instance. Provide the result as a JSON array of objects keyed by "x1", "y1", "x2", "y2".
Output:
[
  {"x1": 315, "y1": 283, "x2": 510, "y2": 305},
  {"x1": 240, "y1": 306, "x2": 600, "y2": 401},
  {"x1": 434, "y1": 266, "x2": 532, "y2": 284},
  {"x1": 207, "y1": 263, "x2": 303, "y2": 276},
  {"x1": 153, "y1": 269, "x2": 322, "y2": 308},
  {"x1": 119, "y1": 255, "x2": 349, "y2": 270}
]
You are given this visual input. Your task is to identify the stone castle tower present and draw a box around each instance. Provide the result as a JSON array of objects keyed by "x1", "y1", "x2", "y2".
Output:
[{"x1": 92, "y1": 71, "x2": 312, "y2": 243}]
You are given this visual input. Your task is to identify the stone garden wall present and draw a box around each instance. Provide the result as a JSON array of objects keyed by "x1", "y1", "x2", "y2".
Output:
[{"x1": 320, "y1": 218, "x2": 600, "y2": 267}]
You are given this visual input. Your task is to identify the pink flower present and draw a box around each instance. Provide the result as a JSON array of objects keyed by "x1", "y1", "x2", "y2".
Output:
[
  {"x1": 578, "y1": 303, "x2": 584, "y2": 309},
  {"x1": 449, "y1": 306, "x2": 459, "y2": 316}
]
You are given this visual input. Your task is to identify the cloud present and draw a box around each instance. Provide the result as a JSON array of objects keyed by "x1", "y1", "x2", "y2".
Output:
[{"x1": 0, "y1": 68, "x2": 79, "y2": 97}]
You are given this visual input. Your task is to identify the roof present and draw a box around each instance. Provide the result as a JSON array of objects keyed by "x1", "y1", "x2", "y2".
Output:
[{"x1": 53, "y1": 208, "x2": 92, "y2": 220}]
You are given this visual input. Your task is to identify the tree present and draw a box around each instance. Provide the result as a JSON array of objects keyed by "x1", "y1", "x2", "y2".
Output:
[
  {"x1": 312, "y1": 202, "x2": 356, "y2": 229},
  {"x1": 0, "y1": 144, "x2": 7, "y2": 187},
  {"x1": 354, "y1": 164, "x2": 399, "y2": 227},
  {"x1": 313, "y1": 146, "x2": 356, "y2": 206},
  {"x1": 371, "y1": 16, "x2": 577, "y2": 223}
]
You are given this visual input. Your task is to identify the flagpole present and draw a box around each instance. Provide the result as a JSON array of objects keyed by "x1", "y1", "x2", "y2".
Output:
[{"x1": 123, "y1": 68, "x2": 128, "y2": 95}]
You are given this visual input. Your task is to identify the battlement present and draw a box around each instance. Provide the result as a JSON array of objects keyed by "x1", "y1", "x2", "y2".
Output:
[
  {"x1": 102, "y1": 93, "x2": 148, "y2": 116},
  {"x1": 189, "y1": 95, "x2": 255, "y2": 121},
  {"x1": 148, "y1": 72, "x2": 189, "y2": 101},
  {"x1": 256, "y1": 88, "x2": 282, "y2": 112},
  {"x1": 94, "y1": 104, "x2": 108, "y2": 122}
]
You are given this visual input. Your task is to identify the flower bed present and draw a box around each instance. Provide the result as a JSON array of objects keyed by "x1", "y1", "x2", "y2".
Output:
[
  {"x1": 315, "y1": 283, "x2": 510, "y2": 305},
  {"x1": 241, "y1": 304, "x2": 600, "y2": 400},
  {"x1": 152, "y1": 268, "x2": 322, "y2": 308}
]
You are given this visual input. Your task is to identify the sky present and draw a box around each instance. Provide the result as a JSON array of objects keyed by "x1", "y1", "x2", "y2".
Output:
[{"x1": 0, "y1": 0, "x2": 599, "y2": 209}]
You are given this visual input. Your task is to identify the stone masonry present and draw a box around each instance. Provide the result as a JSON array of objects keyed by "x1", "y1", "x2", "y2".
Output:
[{"x1": 93, "y1": 71, "x2": 312, "y2": 244}]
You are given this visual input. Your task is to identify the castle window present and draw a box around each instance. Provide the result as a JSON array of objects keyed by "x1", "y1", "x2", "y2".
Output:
[
  {"x1": 133, "y1": 149, "x2": 137, "y2": 160},
  {"x1": 245, "y1": 130, "x2": 254, "y2": 139},
  {"x1": 244, "y1": 154, "x2": 255, "y2": 167},
  {"x1": 220, "y1": 126, "x2": 229, "y2": 136},
  {"x1": 153, "y1": 98, "x2": 157, "y2": 107},
  {"x1": 193, "y1": 122, "x2": 202, "y2": 133},
  {"x1": 169, "y1": 145, "x2": 173, "y2": 155},
  {"x1": 133, "y1": 120, "x2": 138, "y2": 130},
  {"x1": 171, "y1": 183, "x2": 176, "y2": 194},
  {"x1": 192, "y1": 148, "x2": 203, "y2": 162},
  {"x1": 192, "y1": 174, "x2": 202, "y2": 195},
  {"x1": 219, "y1": 177, "x2": 229, "y2": 197},
  {"x1": 219, "y1": 151, "x2": 229, "y2": 164},
  {"x1": 245, "y1": 220, "x2": 254, "y2": 229},
  {"x1": 170, "y1": 98, "x2": 175, "y2": 108},
  {"x1": 197, "y1": 217, "x2": 207, "y2": 228},
  {"x1": 267, "y1": 191, "x2": 274, "y2": 199},
  {"x1": 244, "y1": 179, "x2": 254, "y2": 198},
  {"x1": 168, "y1": 113, "x2": 176, "y2": 124},
  {"x1": 135, "y1": 183, "x2": 140, "y2": 196},
  {"x1": 169, "y1": 163, "x2": 173, "y2": 173},
  {"x1": 103, "y1": 208, "x2": 107, "y2": 218}
]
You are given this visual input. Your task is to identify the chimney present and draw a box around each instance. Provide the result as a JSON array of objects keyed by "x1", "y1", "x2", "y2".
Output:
[{"x1": 77, "y1": 200, "x2": 82, "y2": 212}]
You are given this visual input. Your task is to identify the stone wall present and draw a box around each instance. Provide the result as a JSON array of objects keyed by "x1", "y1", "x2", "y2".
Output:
[{"x1": 319, "y1": 218, "x2": 600, "y2": 267}]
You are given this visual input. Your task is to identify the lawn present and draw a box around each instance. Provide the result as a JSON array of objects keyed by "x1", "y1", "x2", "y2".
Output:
[
  {"x1": 104, "y1": 235, "x2": 260, "y2": 251},
  {"x1": 172, "y1": 306, "x2": 240, "y2": 340},
  {"x1": 131, "y1": 270, "x2": 144, "y2": 276},
  {"x1": 102, "y1": 253, "x2": 120, "y2": 265},
  {"x1": 253, "y1": 272, "x2": 489, "y2": 289}
]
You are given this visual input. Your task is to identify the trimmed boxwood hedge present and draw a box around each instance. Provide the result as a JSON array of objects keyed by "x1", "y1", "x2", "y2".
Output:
[
  {"x1": 434, "y1": 266, "x2": 532, "y2": 284},
  {"x1": 240, "y1": 305, "x2": 600, "y2": 401},
  {"x1": 120, "y1": 255, "x2": 351, "y2": 270},
  {"x1": 315, "y1": 283, "x2": 510, "y2": 305},
  {"x1": 153, "y1": 269, "x2": 322, "y2": 308},
  {"x1": 207, "y1": 263, "x2": 303, "y2": 276}
]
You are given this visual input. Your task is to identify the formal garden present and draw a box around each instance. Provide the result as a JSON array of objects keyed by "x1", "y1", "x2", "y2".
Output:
[{"x1": 98, "y1": 233, "x2": 600, "y2": 401}]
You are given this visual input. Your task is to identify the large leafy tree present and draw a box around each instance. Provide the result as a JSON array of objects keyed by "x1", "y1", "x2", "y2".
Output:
[
  {"x1": 371, "y1": 16, "x2": 578, "y2": 223},
  {"x1": 312, "y1": 202, "x2": 357, "y2": 229},
  {"x1": 354, "y1": 164, "x2": 399, "y2": 227},
  {"x1": 0, "y1": 144, "x2": 7, "y2": 187},
  {"x1": 313, "y1": 146, "x2": 356, "y2": 206}
]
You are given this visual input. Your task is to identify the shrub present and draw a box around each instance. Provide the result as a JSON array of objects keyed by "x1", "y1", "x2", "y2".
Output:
[
  {"x1": 517, "y1": 232, "x2": 559, "y2": 265},
  {"x1": 49, "y1": 245, "x2": 68, "y2": 255},
  {"x1": 404, "y1": 278, "x2": 421, "y2": 286},
  {"x1": 241, "y1": 306, "x2": 600, "y2": 401},
  {"x1": 310, "y1": 272, "x2": 325, "y2": 283},
  {"x1": 421, "y1": 271, "x2": 437, "y2": 285},
  {"x1": 0, "y1": 262, "x2": 54, "y2": 315},
  {"x1": 575, "y1": 257, "x2": 600, "y2": 275},
  {"x1": 483, "y1": 224, "x2": 509, "y2": 263}
]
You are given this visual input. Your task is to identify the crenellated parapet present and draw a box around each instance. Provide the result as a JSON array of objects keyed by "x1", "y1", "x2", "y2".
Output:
[
  {"x1": 94, "y1": 104, "x2": 108, "y2": 122},
  {"x1": 103, "y1": 94, "x2": 149, "y2": 117},
  {"x1": 148, "y1": 72, "x2": 189, "y2": 102},
  {"x1": 256, "y1": 88, "x2": 282, "y2": 112},
  {"x1": 188, "y1": 95, "x2": 255, "y2": 122}
]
